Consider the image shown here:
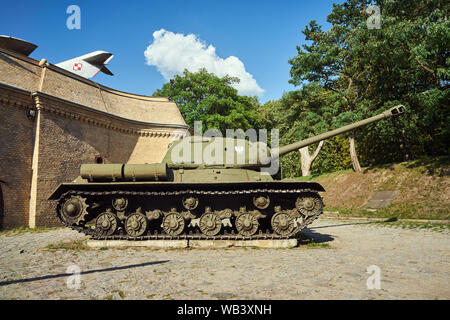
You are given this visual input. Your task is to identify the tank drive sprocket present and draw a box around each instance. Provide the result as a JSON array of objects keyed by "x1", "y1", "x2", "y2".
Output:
[{"x1": 58, "y1": 195, "x2": 89, "y2": 225}]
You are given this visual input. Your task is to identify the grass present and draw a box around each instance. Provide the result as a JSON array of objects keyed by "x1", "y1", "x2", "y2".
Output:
[
  {"x1": 197, "y1": 289, "x2": 208, "y2": 296},
  {"x1": 306, "y1": 242, "x2": 330, "y2": 248},
  {"x1": 44, "y1": 239, "x2": 88, "y2": 251},
  {"x1": 292, "y1": 168, "x2": 354, "y2": 181},
  {"x1": 152, "y1": 269, "x2": 167, "y2": 275},
  {"x1": 376, "y1": 221, "x2": 450, "y2": 232},
  {"x1": 324, "y1": 204, "x2": 449, "y2": 221},
  {"x1": 322, "y1": 214, "x2": 449, "y2": 232},
  {"x1": 293, "y1": 156, "x2": 450, "y2": 221},
  {"x1": 112, "y1": 290, "x2": 126, "y2": 299},
  {"x1": 104, "y1": 290, "x2": 126, "y2": 300},
  {"x1": 0, "y1": 226, "x2": 63, "y2": 236}
]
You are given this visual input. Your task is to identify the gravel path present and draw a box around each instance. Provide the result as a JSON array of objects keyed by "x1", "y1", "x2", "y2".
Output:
[{"x1": 0, "y1": 219, "x2": 448, "y2": 300}]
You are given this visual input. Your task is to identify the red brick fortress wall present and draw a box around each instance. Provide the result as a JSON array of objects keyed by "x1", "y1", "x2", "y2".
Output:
[
  {"x1": 0, "y1": 87, "x2": 35, "y2": 228},
  {"x1": 0, "y1": 48, "x2": 189, "y2": 228}
]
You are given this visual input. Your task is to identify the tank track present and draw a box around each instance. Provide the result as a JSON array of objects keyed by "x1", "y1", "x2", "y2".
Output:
[{"x1": 56, "y1": 188, "x2": 323, "y2": 241}]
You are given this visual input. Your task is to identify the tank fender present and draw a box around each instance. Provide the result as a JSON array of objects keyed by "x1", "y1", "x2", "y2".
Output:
[{"x1": 291, "y1": 181, "x2": 325, "y2": 192}]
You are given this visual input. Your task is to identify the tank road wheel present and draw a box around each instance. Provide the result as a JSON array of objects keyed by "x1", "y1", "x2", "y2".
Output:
[
  {"x1": 271, "y1": 212, "x2": 295, "y2": 236},
  {"x1": 199, "y1": 208, "x2": 222, "y2": 236},
  {"x1": 295, "y1": 193, "x2": 323, "y2": 217},
  {"x1": 235, "y1": 213, "x2": 259, "y2": 237},
  {"x1": 95, "y1": 210, "x2": 119, "y2": 236},
  {"x1": 60, "y1": 195, "x2": 89, "y2": 225},
  {"x1": 162, "y1": 211, "x2": 185, "y2": 236},
  {"x1": 125, "y1": 212, "x2": 148, "y2": 237}
]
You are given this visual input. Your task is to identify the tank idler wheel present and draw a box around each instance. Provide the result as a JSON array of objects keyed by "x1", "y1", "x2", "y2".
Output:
[
  {"x1": 125, "y1": 212, "x2": 148, "y2": 237},
  {"x1": 95, "y1": 210, "x2": 119, "y2": 236},
  {"x1": 271, "y1": 212, "x2": 295, "y2": 236},
  {"x1": 199, "y1": 209, "x2": 222, "y2": 236},
  {"x1": 235, "y1": 213, "x2": 259, "y2": 237},
  {"x1": 60, "y1": 195, "x2": 89, "y2": 225},
  {"x1": 296, "y1": 193, "x2": 323, "y2": 217},
  {"x1": 162, "y1": 211, "x2": 185, "y2": 236}
]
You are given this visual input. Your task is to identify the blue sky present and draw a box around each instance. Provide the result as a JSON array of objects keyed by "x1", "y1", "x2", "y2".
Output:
[{"x1": 1, "y1": 0, "x2": 344, "y2": 103}]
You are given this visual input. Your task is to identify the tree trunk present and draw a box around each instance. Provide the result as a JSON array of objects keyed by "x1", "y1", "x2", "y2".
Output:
[
  {"x1": 298, "y1": 140, "x2": 324, "y2": 176},
  {"x1": 349, "y1": 131, "x2": 362, "y2": 172}
]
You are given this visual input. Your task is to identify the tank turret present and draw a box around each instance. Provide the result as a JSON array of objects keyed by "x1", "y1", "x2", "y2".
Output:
[{"x1": 49, "y1": 105, "x2": 405, "y2": 239}]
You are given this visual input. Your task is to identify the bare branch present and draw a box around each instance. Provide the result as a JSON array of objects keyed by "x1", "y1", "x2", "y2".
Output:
[
  {"x1": 311, "y1": 140, "x2": 325, "y2": 160},
  {"x1": 415, "y1": 57, "x2": 441, "y2": 89}
]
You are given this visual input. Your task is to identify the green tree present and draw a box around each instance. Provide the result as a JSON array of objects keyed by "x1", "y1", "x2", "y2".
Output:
[
  {"x1": 153, "y1": 69, "x2": 259, "y2": 133},
  {"x1": 288, "y1": 0, "x2": 449, "y2": 170},
  {"x1": 346, "y1": 0, "x2": 450, "y2": 163},
  {"x1": 289, "y1": 0, "x2": 377, "y2": 172},
  {"x1": 257, "y1": 84, "x2": 352, "y2": 177},
  {"x1": 280, "y1": 85, "x2": 338, "y2": 176}
]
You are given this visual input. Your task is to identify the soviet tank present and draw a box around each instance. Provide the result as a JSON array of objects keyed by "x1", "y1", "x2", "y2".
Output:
[{"x1": 49, "y1": 105, "x2": 405, "y2": 240}]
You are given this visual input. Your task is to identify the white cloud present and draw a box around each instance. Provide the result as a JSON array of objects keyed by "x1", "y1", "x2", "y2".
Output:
[{"x1": 144, "y1": 29, "x2": 264, "y2": 97}]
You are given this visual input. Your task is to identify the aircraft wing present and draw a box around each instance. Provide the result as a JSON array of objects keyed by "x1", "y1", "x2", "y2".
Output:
[{"x1": 0, "y1": 35, "x2": 37, "y2": 56}]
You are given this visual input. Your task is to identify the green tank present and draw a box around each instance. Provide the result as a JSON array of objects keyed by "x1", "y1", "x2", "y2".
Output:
[{"x1": 49, "y1": 105, "x2": 405, "y2": 240}]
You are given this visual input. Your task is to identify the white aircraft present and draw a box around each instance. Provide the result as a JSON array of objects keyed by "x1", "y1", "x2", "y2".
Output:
[{"x1": 0, "y1": 35, "x2": 114, "y2": 79}]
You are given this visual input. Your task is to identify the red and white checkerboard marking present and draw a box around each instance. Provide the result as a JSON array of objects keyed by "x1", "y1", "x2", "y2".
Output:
[{"x1": 73, "y1": 63, "x2": 83, "y2": 71}]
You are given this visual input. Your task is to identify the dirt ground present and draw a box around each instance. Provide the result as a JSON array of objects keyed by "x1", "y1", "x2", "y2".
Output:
[
  {"x1": 0, "y1": 218, "x2": 448, "y2": 300},
  {"x1": 308, "y1": 159, "x2": 450, "y2": 220}
]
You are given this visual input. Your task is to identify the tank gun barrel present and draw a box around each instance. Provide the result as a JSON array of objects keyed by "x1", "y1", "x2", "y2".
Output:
[{"x1": 273, "y1": 105, "x2": 405, "y2": 158}]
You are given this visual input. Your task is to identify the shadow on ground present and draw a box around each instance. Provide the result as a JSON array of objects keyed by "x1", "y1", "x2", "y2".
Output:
[
  {"x1": 0, "y1": 260, "x2": 169, "y2": 287},
  {"x1": 299, "y1": 228, "x2": 334, "y2": 244},
  {"x1": 310, "y1": 217, "x2": 397, "y2": 230},
  {"x1": 296, "y1": 218, "x2": 398, "y2": 245}
]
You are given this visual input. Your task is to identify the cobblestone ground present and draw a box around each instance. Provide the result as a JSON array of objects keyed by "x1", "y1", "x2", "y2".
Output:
[{"x1": 0, "y1": 219, "x2": 448, "y2": 300}]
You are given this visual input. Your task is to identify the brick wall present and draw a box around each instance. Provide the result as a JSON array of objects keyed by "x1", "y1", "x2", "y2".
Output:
[
  {"x1": 0, "y1": 48, "x2": 189, "y2": 229},
  {"x1": 34, "y1": 110, "x2": 137, "y2": 226},
  {"x1": 0, "y1": 51, "x2": 41, "y2": 91},
  {"x1": 0, "y1": 99, "x2": 34, "y2": 228},
  {"x1": 33, "y1": 110, "x2": 183, "y2": 226}
]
